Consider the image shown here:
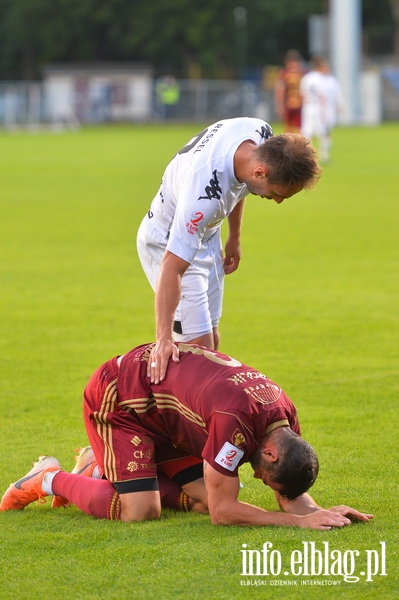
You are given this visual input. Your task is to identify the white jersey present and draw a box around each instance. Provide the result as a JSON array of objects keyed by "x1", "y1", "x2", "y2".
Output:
[
  {"x1": 300, "y1": 71, "x2": 328, "y2": 138},
  {"x1": 323, "y1": 74, "x2": 343, "y2": 129},
  {"x1": 300, "y1": 71, "x2": 327, "y2": 106},
  {"x1": 147, "y1": 117, "x2": 273, "y2": 264}
]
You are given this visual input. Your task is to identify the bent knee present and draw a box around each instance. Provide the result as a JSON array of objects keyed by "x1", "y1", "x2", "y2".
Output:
[
  {"x1": 121, "y1": 503, "x2": 161, "y2": 522},
  {"x1": 119, "y1": 490, "x2": 161, "y2": 522}
]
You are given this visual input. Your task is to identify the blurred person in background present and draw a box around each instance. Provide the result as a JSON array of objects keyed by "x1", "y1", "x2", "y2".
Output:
[
  {"x1": 320, "y1": 58, "x2": 344, "y2": 163},
  {"x1": 274, "y1": 50, "x2": 306, "y2": 133},
  {"x1": 300, "y1": 55, "x2": 343, "y2": 164},
  {"x1": 155, "y1": 75, "x2": 180, "y2": 120}
]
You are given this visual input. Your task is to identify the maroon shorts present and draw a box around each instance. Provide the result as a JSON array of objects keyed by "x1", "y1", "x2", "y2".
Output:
[
  {"x1": 284, "y1": 108, "x2": 301, "y2": 129},
  {"x1": 83, "y1": 357, "x2": 202, "y2": 493}
]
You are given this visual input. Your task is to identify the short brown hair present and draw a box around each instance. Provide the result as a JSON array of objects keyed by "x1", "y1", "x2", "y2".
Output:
[
  {"x1": 284, "y1": 49, "x2": 303, "y2": 64},
  {"x1": 268, "y1": 431, "x2": 319, "y2": 500},
  {"x1": 255, "y1": 133, "x2": 322, "y2": 190}
]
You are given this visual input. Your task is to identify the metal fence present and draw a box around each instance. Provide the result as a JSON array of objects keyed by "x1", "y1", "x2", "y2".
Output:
[
  {"x1": 152, "y1": 80, "x2": 273, "y2": 123},
  {"x1": 0, "y1": 80, "x2": 273, "y2": 129},
  {"x1": 0, "y1": 74, "x2": 398, "y2": 129}
]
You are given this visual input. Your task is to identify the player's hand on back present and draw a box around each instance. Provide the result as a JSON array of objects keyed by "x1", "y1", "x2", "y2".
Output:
[{"x1": 148, "y1": 339, "x2": 179, "y2": 384}]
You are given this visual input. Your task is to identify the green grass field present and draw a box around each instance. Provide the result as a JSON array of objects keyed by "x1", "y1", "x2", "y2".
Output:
[{"x1": 0, "y1": 122, "x2": 398, "y2": 599}]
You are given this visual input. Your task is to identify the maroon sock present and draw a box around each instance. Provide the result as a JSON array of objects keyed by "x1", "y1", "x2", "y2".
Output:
[
  {"x1": 52, "y1": 472, "x2": 121, "y2": 520},
  {"x1": 158, "y1": 472, "x2": 191, "y2": 512}
]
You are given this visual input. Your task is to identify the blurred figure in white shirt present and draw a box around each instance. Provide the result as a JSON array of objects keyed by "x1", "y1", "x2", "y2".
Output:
[
  {"x1": 320, "y1": 59, "x2": 344, "y2": 162},
  {"x1": 300, "y1": 55, "x2": 343, "y2": 164}
]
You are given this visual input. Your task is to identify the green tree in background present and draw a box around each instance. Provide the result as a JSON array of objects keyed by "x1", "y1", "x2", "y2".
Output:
[{"x1": 0, "y1": 0, "x2": 396, "y2": 80}]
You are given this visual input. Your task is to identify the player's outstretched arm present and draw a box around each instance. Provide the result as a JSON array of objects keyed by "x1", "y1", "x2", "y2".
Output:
[
  {"x1": 274, "y1": 490, "x2": 321, "y2": 515},
  {"x1": 327, "y1": 505, "x2": 374, "y2": 522},
  {"x1": 203, "y1": 462, "x2": 355, "y2": 529},
  {"x1": 275, "y1": 492, "x2": 374, "y2": 524}
]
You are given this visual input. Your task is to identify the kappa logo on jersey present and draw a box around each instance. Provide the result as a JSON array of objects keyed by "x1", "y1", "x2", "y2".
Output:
[
  {"x1": 186, "y1": 211, "x2": 204, "y2": 235},
  {"x1": 215, "y1": 441, "x2": 244, "y2": 472},
  {"x1": 255, "y1": 124, "x2": 273, "y2": 140},
  {"x1": 198, "y1": 170, "x2": 222, "y2": 201}
]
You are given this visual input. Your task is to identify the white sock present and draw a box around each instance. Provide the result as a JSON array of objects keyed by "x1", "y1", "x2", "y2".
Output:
[
  {"x1": 320, "y1": 136, "x2": 331, "y2": 162},
  {"x1": 41, "y1": 470, "x2": 60, "y2": 495},
  {"x1": 92, "y1": 466, "x2": 100, "y2": 479}
]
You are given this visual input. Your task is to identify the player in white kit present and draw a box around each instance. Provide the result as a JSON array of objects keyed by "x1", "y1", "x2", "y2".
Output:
[
  {"x1": 321, "y1": 60, "x2": 344, "y2": 163},
  {"x1": 300, "y1": 55, "x2": 343, "y2": 163},
  {"x1": 137, "y1": 117, "x2": 321, "y2": 383}
]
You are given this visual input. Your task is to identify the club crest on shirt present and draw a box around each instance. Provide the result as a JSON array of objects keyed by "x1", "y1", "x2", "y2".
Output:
[
  {"x1": 232, "y1": 430, "x2": 246, "y2": 448},
  {"x1": 215, "y1": 441, "x2": 244, "y2": 471}
]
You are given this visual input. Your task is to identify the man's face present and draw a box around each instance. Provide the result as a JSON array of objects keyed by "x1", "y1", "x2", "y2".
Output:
[
  {"x1": 246, "y1": 172, "x2": 303, "y2": 204},
  {"x1": 286, "y1": 59, "x2": 302, "y2": 73},
  {"x1": 250, "y1": 450, "x2": 284, "y2": 494}
]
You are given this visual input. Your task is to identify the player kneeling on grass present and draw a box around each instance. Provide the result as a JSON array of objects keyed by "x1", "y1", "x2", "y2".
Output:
[{"x1": 0, "y1": 342, "x2": 373, "y2": 529}]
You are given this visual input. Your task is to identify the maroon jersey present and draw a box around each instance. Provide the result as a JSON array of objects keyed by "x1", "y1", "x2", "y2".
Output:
[
  {"x1": 116, "y1": 343, "x2": 300, "y2": 477},
  {"x1": 278, "y1": 67, "x2": 304, "y2": 111}
]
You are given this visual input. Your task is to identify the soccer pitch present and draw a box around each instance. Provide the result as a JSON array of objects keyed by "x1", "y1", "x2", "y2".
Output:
[{"x1": 0, "y1": 123, "x2": 398, "y2": 599}]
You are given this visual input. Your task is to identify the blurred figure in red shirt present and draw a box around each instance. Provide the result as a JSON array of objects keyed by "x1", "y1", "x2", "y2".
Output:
[{"x1": 274, "y1": 50, "x2": 306, "y2": 133}]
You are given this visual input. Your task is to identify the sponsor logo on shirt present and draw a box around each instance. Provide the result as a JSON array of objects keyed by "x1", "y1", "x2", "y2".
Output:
[
  {"x1": 215, "y1": 441, "x2": 244, "y2": 472},
  {"x1": 198, "y1": 169, "x2": 222, "y2": 201},
  {"x1": 186, "y1": 211, "x2": 204, "y2": 235},
  {"x1": 130, "y1": 436, "x2": 142, "y2": 446}
]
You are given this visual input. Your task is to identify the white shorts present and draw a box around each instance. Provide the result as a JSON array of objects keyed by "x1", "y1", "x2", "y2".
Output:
[
  {"x1": 301, "y1": 105, "x2": 326, "y2": 138},
  {"x1": 137, "y1": 215, "x2": 224, "y2": 341}
]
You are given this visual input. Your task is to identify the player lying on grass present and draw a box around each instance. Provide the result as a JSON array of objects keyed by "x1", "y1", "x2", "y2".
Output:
[{"x1": 1, "y1": 342, "x2": 373, "y2": 529}]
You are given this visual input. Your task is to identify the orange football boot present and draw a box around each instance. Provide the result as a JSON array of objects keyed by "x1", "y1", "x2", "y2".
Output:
[{"x1": 0, "y1": 456, "x2": 60, "y2": 511}]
